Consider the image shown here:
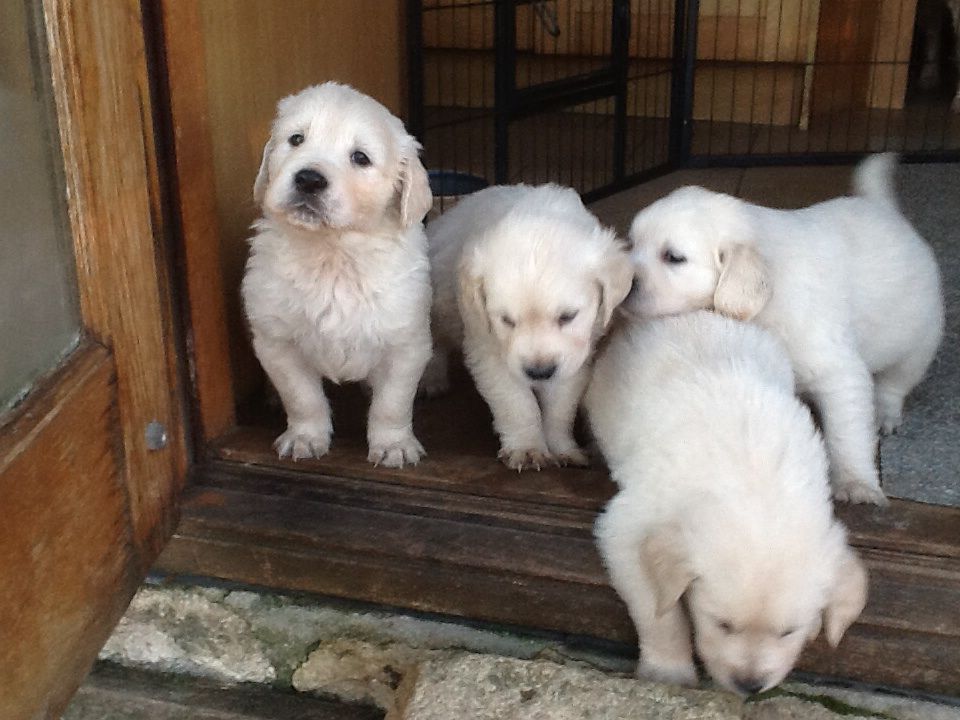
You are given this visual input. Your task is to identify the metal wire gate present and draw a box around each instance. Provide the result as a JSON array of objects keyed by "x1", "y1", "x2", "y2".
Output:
[{"x1": 409, "y1": 0, "x2": 960, "y2": 201}]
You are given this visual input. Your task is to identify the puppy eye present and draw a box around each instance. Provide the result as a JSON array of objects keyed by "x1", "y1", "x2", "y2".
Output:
[
  {"x1": 557, "y1": 310, "x2": 578, "y2": 326},
  {"x1": 717, "y1": 620, "x2": 734, "y2": 633},
  {"x1": 500, "y1": 314, "x2": 516, "y2": 328},
  {"x1": 780, "y1": 627, "x2": 798, "y2": 638},
  {"x1": 351, "y1": 150, "x2": 372, "y2": 167},
  {"x1": 288, "y1": 133, "x2": 305, "y2": 147},
  {"x1": 662, "y1": 249, "x2": 686, "y2": 264}
]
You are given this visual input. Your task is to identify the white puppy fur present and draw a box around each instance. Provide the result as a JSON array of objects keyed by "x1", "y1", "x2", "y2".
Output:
[
  {"x1": 242, "y1": 82, "x2": 434, "y2": 467},
  {"x1": 624, "y1": 154, "x2": 944, "y2": 504},
  {"x1": 586, "y1": 311, "x2": 868, "y2": 695},
  {"x1": 425, "y1": 184, "x2": 633, "y2": 470}
]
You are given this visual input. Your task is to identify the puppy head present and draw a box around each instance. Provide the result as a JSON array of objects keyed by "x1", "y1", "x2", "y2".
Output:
[
  {"x1": 625, "y1": 187, "x2": 771, "y2": 321},
  {"x1": 254, "y1": 82, "x2": 432, "y2": 233},
  {"x1": 458, "y1": 214, "x2": 632, "y2": 385},
  {"x1": 643, "y1": 516, "x2": 867, "y2": 696}
]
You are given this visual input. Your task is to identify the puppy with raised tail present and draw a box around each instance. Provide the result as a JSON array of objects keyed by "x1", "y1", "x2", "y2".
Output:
[
  {"x1": 425, "y1": 184, "x2": 633, "y2": 471},
  {"x1": 586, "y1": 311, "x2": 868, "y2": 695},
  {"x1": 625, "y1": 154, "x2": 944, "y2": 504},
  {"x1": 242, "y1": 83, "x2": 434, "y2": 467}
]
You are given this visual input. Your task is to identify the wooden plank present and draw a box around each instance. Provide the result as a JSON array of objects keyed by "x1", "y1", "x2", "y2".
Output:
[
  {"x1": 156, "y1": 0, "x2": 237, "y2": 441},
  {"x1": 0, "y1": 342, "x2": 139, "y2": 719},
  {"x1": 41, "y1": 0, "x2": 187, "y2": 560},
  {"x1": 157, "y1": 460, "x2": 960, "y2": 694}
]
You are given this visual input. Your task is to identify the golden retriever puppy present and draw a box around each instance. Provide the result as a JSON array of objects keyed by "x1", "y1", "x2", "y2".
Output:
[
  {"x1": 425, "y1": 184, "x2": 633, "y2": 470},
  {"x1": 586, "y1": 311, "x2": 868, "y2": 695},
  {"x1": 624, "y1": 154, "x2": 944, "y2": 504},
  {"x1": 242, "y1": 83, "x2": 434, "y2": 467}
]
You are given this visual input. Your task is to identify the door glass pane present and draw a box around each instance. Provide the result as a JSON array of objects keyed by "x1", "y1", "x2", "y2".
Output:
[{"x1": 0, "y1": 0, "x2": 80, "y2": 413}]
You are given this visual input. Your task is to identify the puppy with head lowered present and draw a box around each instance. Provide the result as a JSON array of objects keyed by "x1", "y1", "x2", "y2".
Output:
[
  {"x1": 586, "y1": 311, "x2": 868, "y2": 695},
  {"x1": 624, "y1": 154, "x2": 944, "y2": 504},
  {"x1": 242, "y1": 83, "x2": 434, "y2": 467},
  {"x1": 424, "y1": 184, "x2": 633, "y2": 470}
]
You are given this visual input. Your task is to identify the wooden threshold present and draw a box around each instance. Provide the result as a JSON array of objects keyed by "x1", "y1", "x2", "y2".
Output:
[{"x1": 156, "y1": 424, "x2": 960, "y2": 696}]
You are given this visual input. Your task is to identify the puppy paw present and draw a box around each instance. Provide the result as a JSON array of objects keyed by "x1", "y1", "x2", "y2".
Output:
[
  {"x1": 368, "y1": 433, "x2": 425, "y2": 468},
  {"x1": 274, "y1": 426, "x2": 331, "y2": 460},
  {"x1": 878, "y1": 412, "x2": 902, "y2": 436},
  {"x1": 637, "y1": 658, "x2": 699, "y2": 688},
  {"x1": 498, "y1": 446, "x2": 557, "y2": 472},
  {"x1": 832, "y1": 476, "x2": 889, "y2": 506},
  {"x1": 555, "y1": 446, "x2": 591, "y2": 467}
]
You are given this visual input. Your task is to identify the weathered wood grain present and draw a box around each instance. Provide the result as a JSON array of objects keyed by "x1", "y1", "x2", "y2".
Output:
[
  {"x1": 41, "y1": 0, "x2": 187, "y2": 559},
  {"x1": 0, "y1": 343, "x2": 139, "y2": 719}
]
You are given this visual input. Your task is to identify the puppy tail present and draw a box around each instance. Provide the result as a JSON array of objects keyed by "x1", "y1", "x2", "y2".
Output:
[{"x1": 852, "y1": 153, "x2": 898, "y2": 207}]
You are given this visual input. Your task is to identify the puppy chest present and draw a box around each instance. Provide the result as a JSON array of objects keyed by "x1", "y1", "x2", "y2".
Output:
[{"x1": 247, "y1": 261, "x2": 425, "y2": 380}]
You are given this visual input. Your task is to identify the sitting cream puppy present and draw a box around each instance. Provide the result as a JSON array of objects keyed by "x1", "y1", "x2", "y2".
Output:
[
  {"x1": 426, "y1": 184, "x2": 633, "y2": 470},
  {"x1": 586, "y1": 311, "x2": 868, "y2": 695},
  {"x1": 242, "y1": 83, "x2": 434, "y2": 467},
  {"x1": 625, "y1": 154, "x2": 944, "y2": 504}
]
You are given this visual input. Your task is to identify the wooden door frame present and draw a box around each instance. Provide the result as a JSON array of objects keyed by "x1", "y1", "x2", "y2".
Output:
[{"x1": 0, "y1": 1, "x2": 188, "y2": 716}]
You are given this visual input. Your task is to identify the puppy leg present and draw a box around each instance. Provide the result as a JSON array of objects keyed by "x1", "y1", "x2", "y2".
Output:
[
  {"x1": 596, "y1": 498, "x2": 698, "y2": 686},
  {"x1": 808, "y1": 358, "x2": 888, "y2": 505},
  {"x1": 874, "y1": 339, "x2": 939, "y2": 434},
  {"x1": 253, "y1": 336, "x2": 332, "y2": 460},
  {"x1": 538, "y1": 371, "x2": 590, "y2": 467},
  {"x1": 367, "y1": 342, "x2": 431, "y2": 468},
  {"x1": 419, "y1": 346, "x2": 451, "y2": 398},
  {"x1": 467, "y1": 350, "x2": 554, "y2": 471}
]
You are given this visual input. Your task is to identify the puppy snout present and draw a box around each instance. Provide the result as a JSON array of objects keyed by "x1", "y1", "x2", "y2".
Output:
[
  {"x1": 732, "y1": 676, "x2": 765, "y2": 696},
  {"x1": 524, "y1": 362, "x2": 557, "y2": 381},
  {"x1": 294, "y1": 168, "x2": 328, "y2": 195}
]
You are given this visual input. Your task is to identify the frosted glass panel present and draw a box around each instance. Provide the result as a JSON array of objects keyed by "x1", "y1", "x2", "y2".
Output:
[{"x1": 0, "y1": 0, "x2": 80, "y2": 412}]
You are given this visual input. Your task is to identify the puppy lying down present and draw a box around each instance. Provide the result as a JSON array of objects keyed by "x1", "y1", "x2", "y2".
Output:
[
  {"x1": 586, "y1": 311, "x2": 868, "y2": 695},
  {"x1": 425, "y1": 184, "x2": 633, "y2": 470},
  {"x1": 625, "y1": 154, "x2": 944, "y2": 505}
]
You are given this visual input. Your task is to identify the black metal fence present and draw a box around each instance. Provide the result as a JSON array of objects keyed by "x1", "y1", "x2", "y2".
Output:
[{"x1": 409, "y1": 0, "x2": 960, "y2": 200}]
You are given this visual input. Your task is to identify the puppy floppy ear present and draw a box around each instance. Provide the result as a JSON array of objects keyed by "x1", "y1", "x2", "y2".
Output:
[
  {"x1": 253, "y1": 138, "x2": 274, "y2": 207},
  {"x1": 398, "y1": 135, "x2": 433, "y2": 228},
  {"x1": 822, "y1": 545, "x2": 868, "y2": 647},
  {"x1": 713, "y1": 243, "x2": 771, "y2": 321},
  {"x1": 641, "y1": 524, "x2": 696, "y2": 617},
  {"x1": 456, "y1": 249, "x2": 491, "y2": 333},
  {"x1": 595, "y1": 237, "x2": 635, "y2": 330}
]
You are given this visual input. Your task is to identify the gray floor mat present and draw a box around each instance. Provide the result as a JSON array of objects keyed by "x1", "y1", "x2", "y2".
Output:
[{"x1": 881, "y1": 163, "x2": 960, "y2": 506}]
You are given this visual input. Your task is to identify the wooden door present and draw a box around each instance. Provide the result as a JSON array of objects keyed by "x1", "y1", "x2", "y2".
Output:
[{"x1": 0, "y1": 1, "x2": 187, "y2": 717}]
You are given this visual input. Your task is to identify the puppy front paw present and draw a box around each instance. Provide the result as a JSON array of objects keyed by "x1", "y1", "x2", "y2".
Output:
[
  {"x1": 274, "y1": 425, "x2": 332, "y2": 460},
  {"x1": 636, "y1": 658, "x2": 699, "y2": 688},
  {"x1": 368, "y1": 432, "x2": 425, "y2": 468},
  {"x1": 877, "y1": 411, "x2": 902, "y2": 436},
  {"x1": 832, "y1": 474, "x2": 889, "y2": 506},
  {"x1": 555, "y1": 446, "x2": 591, "y2": 467},
  {"x1": 498, "y1": 446, "x2": 557, "y2": 472}
]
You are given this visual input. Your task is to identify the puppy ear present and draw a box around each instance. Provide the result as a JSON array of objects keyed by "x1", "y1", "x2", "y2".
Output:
[
  {"x1": 713, "y1": 243, "x2": 771, "y2": 321},
  {"x1": 641, "y1": 524, "x2": 695, "y2": 617},
  {"x1": 823, "y1": 545, "x2": 868, "y2": 647},
  {"x1": 595, "y1": 238, "x2": 635, "y2": 329},
  {"x1": 456, "y1": 250, "x2": 490, "y2": 333},
  {"x1": 398, "y1": 136, "x2": 433, "y2": 228},
  {"x1": 253, "y1": 138, "x2": 274, "y2": 207}
]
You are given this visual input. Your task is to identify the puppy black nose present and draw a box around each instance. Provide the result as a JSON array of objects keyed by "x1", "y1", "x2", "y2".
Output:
[
  {"x1": 733, "y1": 677, "x2": 765, "y2": 696},
  {"x1": 294, "y1": 168, "x2": 328, "y2": 194},
  {"x1": 524, "y1": 363, "x2": 557, "y2": 381}
]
